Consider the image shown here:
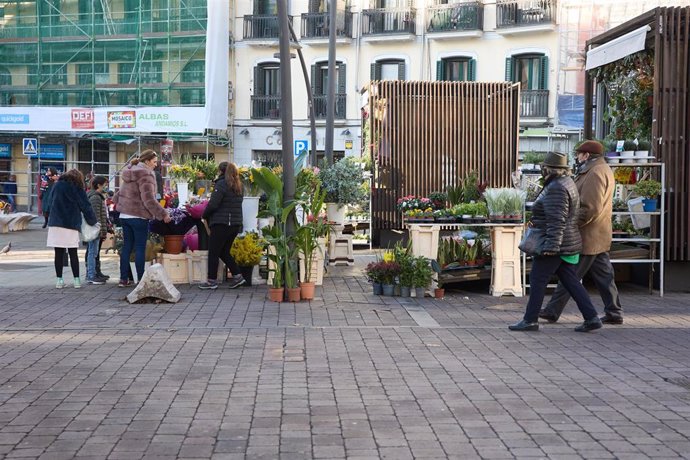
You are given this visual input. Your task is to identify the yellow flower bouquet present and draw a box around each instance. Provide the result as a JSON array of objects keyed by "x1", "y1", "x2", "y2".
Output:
[{"x1": 230, "y1": 232, "x2": 266, "y2": 267}]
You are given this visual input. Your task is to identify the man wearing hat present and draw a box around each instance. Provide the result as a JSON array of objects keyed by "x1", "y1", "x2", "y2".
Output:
[
  {"x1": 539, "y1": 140, "x2": 624, "y2": 325},
  {"x1": 511, "y1": 151, "x2": 602, "y2": 332}
]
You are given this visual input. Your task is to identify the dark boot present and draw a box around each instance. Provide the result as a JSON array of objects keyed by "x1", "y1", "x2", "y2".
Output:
[
  {"x1": 575, "y1": 317, "x2": 603, "y2": 332},
  {"x1": 508, "y1": 319, "x2": 539, "y2": 332}
]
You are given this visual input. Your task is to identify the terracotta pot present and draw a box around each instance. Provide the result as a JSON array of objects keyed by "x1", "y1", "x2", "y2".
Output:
[
  {"x1": 300, "y1": 282, "x2": 316, "y2": 300},
  {"x1": 434, "y1": 288, "x2": 445, "y2": 299},
  {"x1": 268, "y1": 287, "x2": 284, "y2": 302},
  {"x1": 287, "y1": 287, "x2": 301, "y2": 302},
  {"x1": 163, "y1": 234, "x2": 184, "y2": 254}
]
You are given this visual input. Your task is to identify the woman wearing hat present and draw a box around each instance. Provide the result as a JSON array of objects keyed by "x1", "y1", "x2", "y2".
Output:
[{"x1": 510, "y1": 151, "x2": 602, "y2": 332}]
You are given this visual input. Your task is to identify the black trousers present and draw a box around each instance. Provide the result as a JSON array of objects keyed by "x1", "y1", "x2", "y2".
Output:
[
  {"x1": 54, "y1": 248, "x2": 79, "y2": 278},
  {"x1": 207, "y1": 224, "x2": 241, "y2": 281},
  {"x1": 524, "y1": 255, "x2": 598, "y2": 323},
  {"x1": 543, "y1": 252, "x2": 623, "y2": 320}
]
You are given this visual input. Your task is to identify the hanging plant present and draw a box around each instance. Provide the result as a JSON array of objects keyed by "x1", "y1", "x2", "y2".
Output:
[{"x1": 592, "y1": 50, "x2": 654, "y2": 141}]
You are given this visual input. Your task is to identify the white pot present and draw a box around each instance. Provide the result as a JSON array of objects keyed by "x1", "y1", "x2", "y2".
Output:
[
  {"x1": 326, "y1": 203, "x2": 347, "y2": 225},
  {"x1": 620, "y1": 150, "x2": 635, "y2": 164},
  {"x1": 258, "y1": 217, "x2": 272, "y2": 230},
  {"x1": 635, "y1": 150, "x2": 649, "y2": 163},
  {"x1": 521, "y1": 163, "x2": 534, "y2": 171},
  {"x1": 606, "y1": 154, "x2": 620, "y2": 164},
  {"x1": 242, "y1": 196, "x2": 260, "y2": 234}
]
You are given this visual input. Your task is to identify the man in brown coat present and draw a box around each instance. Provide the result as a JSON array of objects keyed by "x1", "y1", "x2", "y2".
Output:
[{"x1": 539, "y1": 140, "x2": 624, "y2": 324}]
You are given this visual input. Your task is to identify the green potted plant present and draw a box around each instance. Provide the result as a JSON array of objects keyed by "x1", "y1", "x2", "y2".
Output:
[
  {"x1": 318, "y1": 158, "x2": 367, "y2": 224},
  {"x1": 365, "y1": 261, "x2": 385, "y2": 295},
  {"x1": 621, "y1": 140, "x2": 637, "y2": 163},
  {"x1": 413, "y1": 256, "x2": 433, "y2": 299},
  {"x1": 635, "y1": 139, "x2": 652, "y2": 163},
  {"x1": 634, "y1": 179, "x2": 662, "y2": 211},
  {"x1": 294, "y1": 183, "x2": 330, "y2": 300},
  {"x1": 398, "y1": 255, "x2": 415, "y2": 297},
  {"x1": 252, "y1": 166, "x2": 298, "y2": 302},
  {"x1": 379, "y1": 261, "x2": 401, "y2": 296}
]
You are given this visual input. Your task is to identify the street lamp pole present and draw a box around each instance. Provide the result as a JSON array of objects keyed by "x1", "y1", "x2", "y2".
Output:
[
  {"x1": 324, "y1": 0, "x2": 337, "y2": 165},
  {"x1": 277, "y1": 0, "x2": 295, "y2": 231}
]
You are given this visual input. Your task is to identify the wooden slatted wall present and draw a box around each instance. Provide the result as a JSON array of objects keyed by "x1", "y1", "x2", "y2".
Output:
[{"x1": 366, "y1": 80, "x2": 520, "y2": 235}]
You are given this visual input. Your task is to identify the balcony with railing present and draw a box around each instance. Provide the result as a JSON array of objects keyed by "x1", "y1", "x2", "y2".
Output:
[
  {"x1": 426, "y1": 2, "x2": 483, "y2": 38},
  {"x1": 313, "y1": 94, "x2": 346, "y2": 119},
  {"x1": 243, "y1": 15, "x2": 293, "y2": 41},
  {"x1": 496, "y1": 0, "x2": 556, "y2": 34},
  {"x1": 251, "y1": 95, "x2": 281, "y2": 119},
  {"x1": 301, "y1": 11, "x2": 353, "y2": 42},
  {"x1": 361, "y1": 8, "x2": 416, "y2": 41},
  {"x1": 520, "y1": 90, "x2": 549, "y2": 120}
]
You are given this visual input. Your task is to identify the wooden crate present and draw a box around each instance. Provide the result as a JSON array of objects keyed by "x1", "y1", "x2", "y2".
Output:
[{"x1": 158, "y1": 253, "x2": 189, "y2": 284}]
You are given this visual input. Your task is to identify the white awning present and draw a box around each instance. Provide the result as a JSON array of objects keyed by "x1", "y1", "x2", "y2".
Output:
[{"x1": 585, "y1": 25, "x2": 651, "y2": 71}]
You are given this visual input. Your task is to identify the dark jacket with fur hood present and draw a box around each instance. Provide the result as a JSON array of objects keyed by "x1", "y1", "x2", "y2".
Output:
[
  {"x1": 47, "y1": 179, "x2": 97, "y2": 231},
  {"x1": 113, "y1": 163, "x2": 167, "y2": 221}
]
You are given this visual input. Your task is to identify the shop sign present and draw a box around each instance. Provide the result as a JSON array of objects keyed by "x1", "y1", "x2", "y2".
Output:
[
  {"x1": 107, "y1": 111, "x2": 137, "y2": 129},
  {"x1": 0, "y1": 143, "x2": 11, "y2": 159},
  {"x1": 71, "y1": 109, "x2": 95, "y2": 129},
  {"x1": 38, "y1": 144, "x2": 65, "y2": 160},
  {"x1": 0, "y1": 114, "x2": 29, "y2": 125}
]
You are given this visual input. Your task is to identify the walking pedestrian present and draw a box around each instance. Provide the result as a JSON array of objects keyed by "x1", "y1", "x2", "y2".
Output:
[
  {"x1": 4, "y1": 175, "x2": 16, "y2": 212},
  {"x1": 85, "y1": 175, "x2": 109, "y2": 285},
  {"x1": 198, "y1": 162, "x2": 245, "y2": 290},
  {"x1": 113, "y1": 150, "x2": 171, "y2": 287},
  {"x1": 41, "y1": 168, "x2": 58, "y2": 228},
  {"x1": 539, "y1": 140, "x2": 623, "y2": 324},
  {"x1": 509, "y1": 152, "x2": 603, "y2": 332},
  {"x1": 46, "y1": 169, "x2": 98, "y2": 289}
]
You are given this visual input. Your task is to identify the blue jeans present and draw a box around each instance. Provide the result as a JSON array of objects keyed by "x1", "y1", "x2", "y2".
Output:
[
  {"x1": 86, "y1": 238, "x2": 100, "y2": 280},
  {"x1": 524, "y1": 255, "x2": 598, "y2": 323},
  {"x1": 120, "y1": 218, "x2": 148, "y2": 282}
]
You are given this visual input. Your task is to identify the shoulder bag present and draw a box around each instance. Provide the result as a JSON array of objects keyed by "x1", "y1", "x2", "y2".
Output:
[
  {"x1": 80, "y1": 217, "x2": 101, "y2": 243},
  {"x1": 518, "y1": 226, "x2": 545, "y2": 256}
]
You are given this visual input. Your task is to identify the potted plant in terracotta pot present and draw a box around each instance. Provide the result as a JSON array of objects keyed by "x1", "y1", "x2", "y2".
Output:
[
  {"x1": 294, "y1": 183, "x2": 330, "y2": 300},
  {"x1": 230, "y1": 232, "x2": 265, "y2": 287},
  {"x1": 430, "y1": 259, "x2": 445, "y2": 299},
  {"x1": 148, "y1": 208, "x2": 196, "y2": 254}
]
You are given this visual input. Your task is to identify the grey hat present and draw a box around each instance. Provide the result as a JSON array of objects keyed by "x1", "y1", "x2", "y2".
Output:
[{"x1": 542, "y1": 152, "x2": 569, "y2": 169}]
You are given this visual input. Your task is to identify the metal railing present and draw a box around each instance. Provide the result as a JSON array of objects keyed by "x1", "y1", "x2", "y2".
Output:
[
  {"x1": 426, "y1": 2, "x2": 483, "y2": 33},
  {"x1": 313, "y1": 94, "x2": 346, "y2": 119},
  {"x1": 496, "y1": 0, "x2": 556, "y2": 28},
  {"x1": 251, "y1": 95, "x2": 281, "y2": 119},
  {"x1": 520, "y1": 90, "x2": 549, "y2": 118},
  {"x1": 361, "y1": 8, "x2": 416, "y2": 36},
  {"x1": 300, "y1": 11, "x2": 354, "y2": 39},
  {"x1": 243, "y1": 14, "x2": 293, "y2": 39}
]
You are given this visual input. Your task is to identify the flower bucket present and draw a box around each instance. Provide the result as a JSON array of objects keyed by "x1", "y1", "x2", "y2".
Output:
[
  {"x1": 400, "y1": 286, "x2": 411, "y2": 297},
  {"x1": 415, "y1": 287, "x2": 426, "y2": 299},
  {"x1": 372, "y1": 282, "x2": 383, "y2": 295},
  {"x1": 239, "y1": 265, "x2": 254, "y2": 287},
  {"x1": 268, "y1": 287, "x2": 284, "y2": 302},
  {"x1": 300, "y1": 282, "x2": 315, "y2": 300},
  {"x1": 163, "y1": 234, "x2": 185, "y2": 254},
  {"x1": 242, "y1": 196, "x2": 260, "y2": 234},
  {"x1": 642, "y1": 199, "x2": 658, "y2": 212},
  {"x1": 434, "y1": 288, "x2": 445, "y2": 299},
  {"x1": 382, "y1": 284, "x2": 395, "y2": 296},
  {"x1": 287, "y1": 287, "x2": 301, "y2": 302}
]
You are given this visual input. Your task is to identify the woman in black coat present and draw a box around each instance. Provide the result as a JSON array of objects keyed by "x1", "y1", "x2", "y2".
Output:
[
  {"x1": 199, "y1": 162, "x2": 245, "y2": 290},
  {"x1": 510, "y1": 152, "x2": 602, "y2": 333},
  {"x1": 46, "y1": 169, "x2": 98, "y2": 289}
]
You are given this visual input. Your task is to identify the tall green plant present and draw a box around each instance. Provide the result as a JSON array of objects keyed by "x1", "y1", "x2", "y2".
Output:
[
  {"x1": 294, "y1": 183, "x2": 330, "y2": 284},
  {"x1": 318, "y1": 158, "x2": 367, "y2": 206}
]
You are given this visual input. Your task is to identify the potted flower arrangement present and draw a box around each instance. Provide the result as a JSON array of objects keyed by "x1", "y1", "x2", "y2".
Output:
[
  {"x1": 365, "y1": 261, "x2": 385, "y2": 295},
  {"x1": 404, "y1": 208, "x2": 434, "y2": 222},
  {"x1": 634, "y1": 179, "x2": 662, "y2": 211},
  {"x1": 427, "y1": 191, "x2": 447, "y2": 210},
  {"x1": 168, "y1": 164, "x2": 196, "y2": 190},
  {"x1": 230, "y1": 232, "x2": 265, "y2": 287},
  {"x1": 148, "y1": 208, "x2": 197, "y2": 254},
  {"x1": 318, "y1": 158, "x2": 367, "y2": 225},
  {"x1": 378, "y1": 261, "x2": 401, "y2": 296},
  {"x1": 239, "y1": 165, "x2": 262, "y2": 233},
  {"x1": 294, "y1": 183, "x2": 330, "y2": 300},
  {"x1": 186, "y1": 158, "x2": 219, "y2": 194}
]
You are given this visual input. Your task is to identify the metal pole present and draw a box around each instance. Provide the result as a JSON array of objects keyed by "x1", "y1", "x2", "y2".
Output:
[
  {"x1": 277, "y1": 0, "x2": 295, "y2": 228},
  {"x1": 287, "y1": 21, "x2": 317, "y2": 168},
  {"x1": 324, "y1": 0, "x2": 337, "y2": 165}
]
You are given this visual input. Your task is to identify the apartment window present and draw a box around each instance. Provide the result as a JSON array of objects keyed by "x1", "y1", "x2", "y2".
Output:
[
  {"x1": 436, "y1": 57, "x2": 476, "y2": 81},
  {"x1": 77, "y1": 64, "x2": 110, "y2": 85},
  {"x1": 118, "y1": 62, "x2": 162, "y2": 84},
  {"x1": 253, "y1": 63, "x2": 281, "y2": 119},
  {"x1": 181, "y1": 60, "x2": 205, "y2": 106},
  {"x1": 311, "y1": 61, "x2": 347, "y2": 118},
  {"x1": 254, "y1": 0, "x2": 278, "y2": 14},
  {"x1": 370, "y1": 59, "x2": 406, "y2": 81},
  {"x1": 506, "y1": 54, "x2": 548, "y2": 90}
]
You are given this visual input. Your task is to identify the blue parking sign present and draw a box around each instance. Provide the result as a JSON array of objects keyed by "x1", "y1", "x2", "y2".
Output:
[{"x1": 294, "y1": 140, "x2": 308, "y2": 157}]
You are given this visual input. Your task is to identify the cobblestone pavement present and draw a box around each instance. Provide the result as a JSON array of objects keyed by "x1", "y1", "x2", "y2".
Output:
[{"x1": 1, "y1": 224, "x2": 690, "y2": 459}]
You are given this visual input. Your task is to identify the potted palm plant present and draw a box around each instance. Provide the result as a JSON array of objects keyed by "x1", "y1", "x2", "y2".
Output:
[
  {"x1": 252, "y1": 167, "x2": 298, "y2": 302},
  {"x1": 294, "y1": 183, "x2": 330, "y2": 300}
]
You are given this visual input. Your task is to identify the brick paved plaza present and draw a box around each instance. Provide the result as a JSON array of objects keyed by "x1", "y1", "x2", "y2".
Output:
[{"x1": 1, "y1": 225, "x2": 690, "y2": 459}]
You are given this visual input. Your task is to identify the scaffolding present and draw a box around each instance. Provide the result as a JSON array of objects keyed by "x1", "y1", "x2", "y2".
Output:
[{"x1": 0, "y1": 0, "x2": 209, "y2": 108}]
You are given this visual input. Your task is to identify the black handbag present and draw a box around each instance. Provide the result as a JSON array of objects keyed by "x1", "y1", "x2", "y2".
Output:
[{"x1": 518, "y1": 226, "x2": 545, "y2": 255}]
